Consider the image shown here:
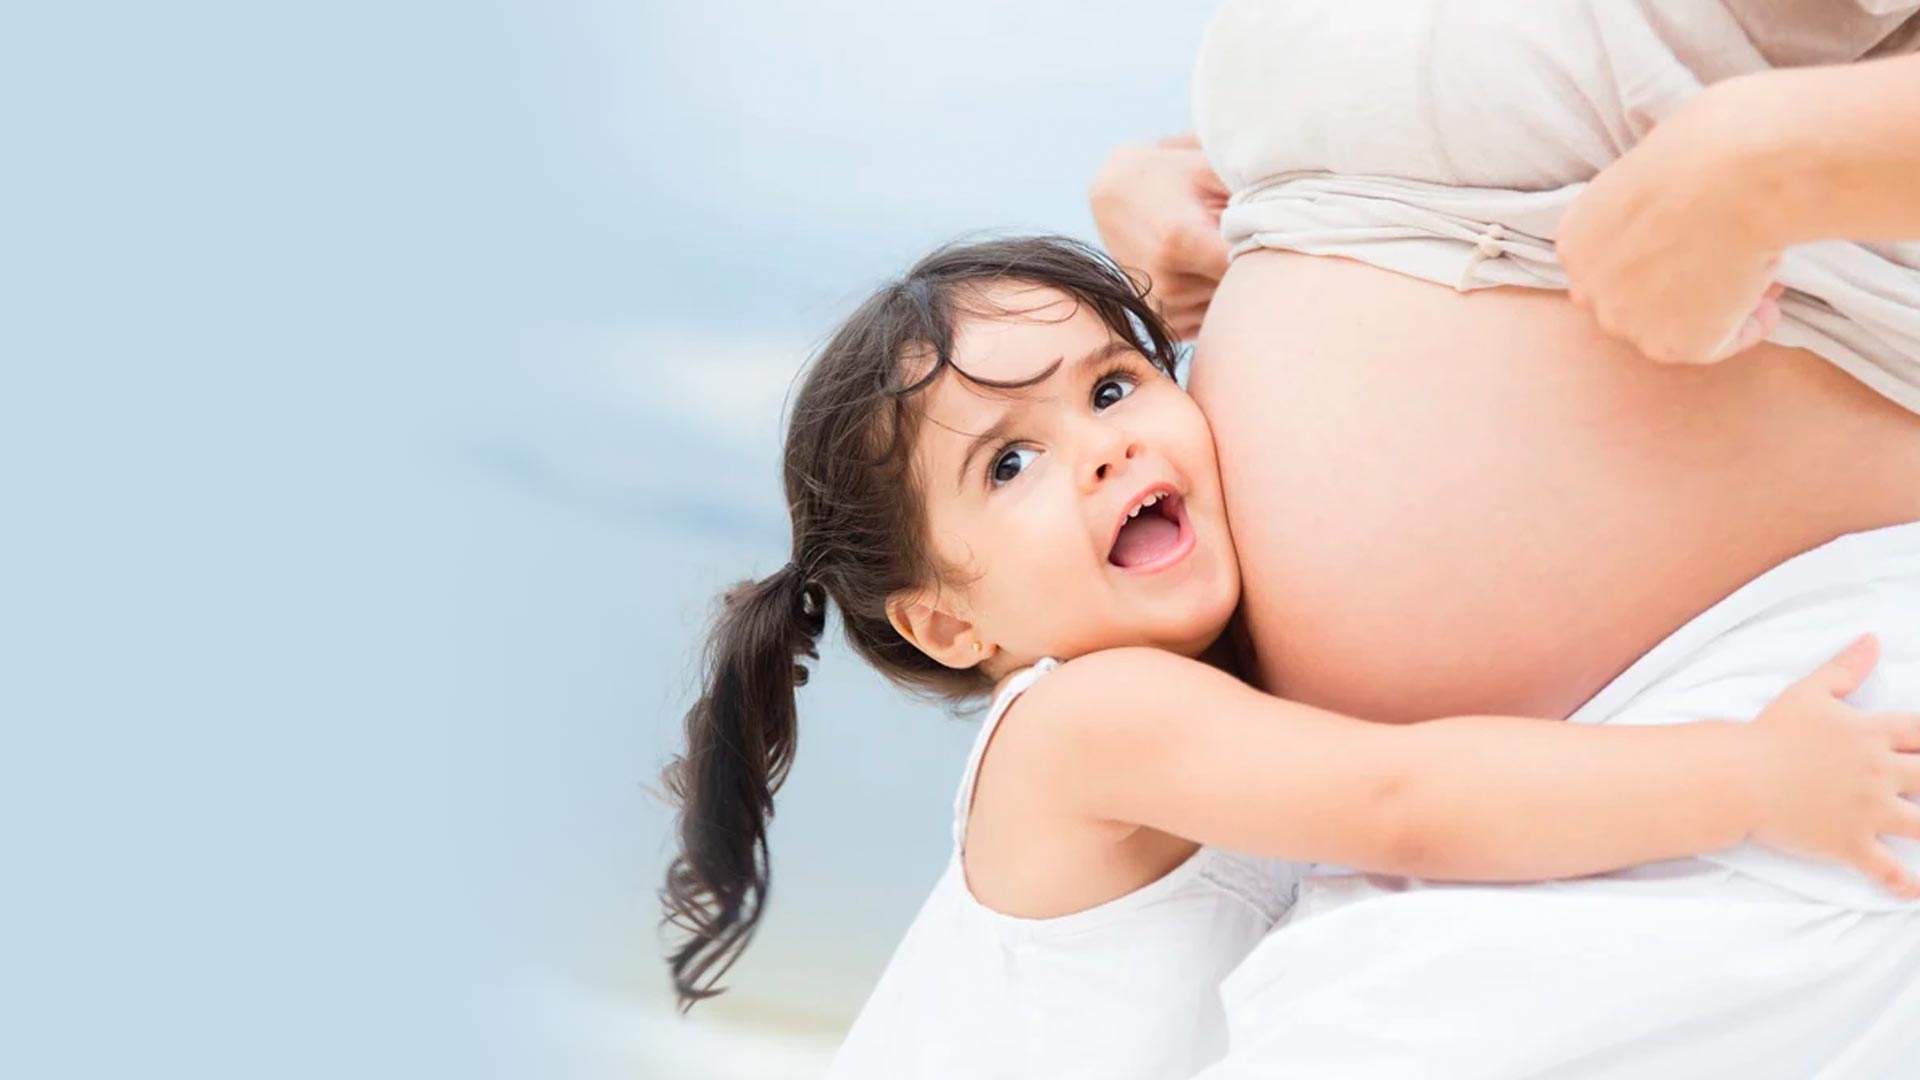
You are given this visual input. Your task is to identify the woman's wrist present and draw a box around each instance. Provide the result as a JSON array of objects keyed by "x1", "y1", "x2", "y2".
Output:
[
  {"x1": 1686, "y1": 74, "x2": 1805, "y2": 253},
  {"x1": 1699, "y1": 57, "x2": 1920, "y2": 248}
]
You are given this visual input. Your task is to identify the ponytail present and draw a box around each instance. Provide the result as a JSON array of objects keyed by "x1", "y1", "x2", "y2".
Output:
[
  {"x1": 661, "y1": 564, "x2": 827, "y2": 1008},
  {"x1": 658, "y1": 235, "x2": 1182, "y2": 1009}
]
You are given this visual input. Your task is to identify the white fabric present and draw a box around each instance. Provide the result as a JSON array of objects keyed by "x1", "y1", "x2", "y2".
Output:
[
  {"x1": 1198, "y1": 521, "x2": 1920, "y2": 1079},
  {"x1": 1193, "y1": 0, "x2": 1920, "y2": 414},
  {"x1": 826, "y1": 657, "x2": 1307, "y2": 1080},
  {"x1": 1565, "y1": 521, "x2": 1920, "y2": 909}
]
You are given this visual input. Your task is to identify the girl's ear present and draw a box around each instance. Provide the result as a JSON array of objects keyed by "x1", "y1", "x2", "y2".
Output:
[{"x1": 886, "y1": 589, "x2": 990, "y2": 670}]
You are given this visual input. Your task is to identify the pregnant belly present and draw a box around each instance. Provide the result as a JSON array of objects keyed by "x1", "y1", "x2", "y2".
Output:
[{"x1": 1191, "y1": 251, "x2": 1920, "y2": 722}]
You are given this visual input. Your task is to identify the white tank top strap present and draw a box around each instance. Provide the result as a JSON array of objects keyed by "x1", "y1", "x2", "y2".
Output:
[{"x1": 951, "y1": 657, "x2": 1060, "y2": 852}]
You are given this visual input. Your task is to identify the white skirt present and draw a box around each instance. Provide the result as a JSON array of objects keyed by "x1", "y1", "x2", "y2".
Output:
[{"x1": 1199, "y1": 521, "x2": 1920, "y2": 1079}]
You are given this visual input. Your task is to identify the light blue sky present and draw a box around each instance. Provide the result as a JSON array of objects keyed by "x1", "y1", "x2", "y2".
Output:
[{"x1": 4, "y1": 3, "x2": 1219, "y2": 1077}]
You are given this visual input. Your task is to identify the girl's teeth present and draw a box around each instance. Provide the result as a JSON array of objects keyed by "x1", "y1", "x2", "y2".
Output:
[{"x1": 1126, "y1": 492, "x2": 1168, "y2": 519}]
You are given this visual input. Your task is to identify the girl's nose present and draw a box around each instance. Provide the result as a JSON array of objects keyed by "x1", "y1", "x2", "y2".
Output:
[{"x1": 1088, "y1": 435, "x2": 1141, "y2": 487}]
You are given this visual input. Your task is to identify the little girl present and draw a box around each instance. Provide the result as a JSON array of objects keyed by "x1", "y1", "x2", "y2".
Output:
[{"x1": 661, "y1": 236, "x2": 1920, "y2": 1079}]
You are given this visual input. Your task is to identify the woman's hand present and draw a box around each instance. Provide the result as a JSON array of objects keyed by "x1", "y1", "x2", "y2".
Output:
[
  {"x1": 1559, "y1": 81, "x2": 1788, "y2": 366},
  {"x1": 1744, "y1": 634, "x2": 1920, "y2": 897},
  {"x1": 1089, "y1": 134, "x2": 1231, "y2": 339},
  {"x1": 1564, "y1": 55, "x2": 1920, "y2": 366}
]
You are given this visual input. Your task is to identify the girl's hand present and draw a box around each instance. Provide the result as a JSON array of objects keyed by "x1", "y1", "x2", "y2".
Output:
[
  {"x1": 1745, "y1": 634, "x2": 1920, "y2": 897},
  {"x1": 1559, "y1": 80, "x2": 1786, "y2": 366}
]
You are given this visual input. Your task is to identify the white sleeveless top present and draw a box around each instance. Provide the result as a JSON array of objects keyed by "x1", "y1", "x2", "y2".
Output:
[{"x1": 826, "y1": 658, "x2": 1306, "y2": 1080}]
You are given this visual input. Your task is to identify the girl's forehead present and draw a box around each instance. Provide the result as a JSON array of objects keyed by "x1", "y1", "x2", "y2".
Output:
[
  {"x1": 947, "y1": 287, "x2": 1105, "y2": 381},
  {"x1": 915, "y1": 313, "x2": 1107, "y2": 426}
]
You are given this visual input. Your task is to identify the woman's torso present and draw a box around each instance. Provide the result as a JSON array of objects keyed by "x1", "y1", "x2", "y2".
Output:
[
  {"x1": 1187, "y1": 0, "x2": 1920, "y2": 721},
  {"x1": 1192, "y1": 253, "x2": 1920, "y2": 722}
]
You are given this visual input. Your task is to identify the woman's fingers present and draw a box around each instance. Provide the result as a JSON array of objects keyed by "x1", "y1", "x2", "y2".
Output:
[
  {"x1": 1855, "y1": 840, "x2": 1920, "y2": 898},
  {"x1": 1710, "y1": 307, "x2": 1768, "y2": 361},
  {"x1": 1705, "y1": 268, "x2": 1784, "y2": 363},
  {"x1": 1169, "y1": 224, "x2": 1231, "y2": 282},
  {"x1": 1152, "y1": 270, "x2": 1225, "y2": 339},
  {"x1": 1158, "y1": 294, "x2": 1211, "y2": 339},
  {"x1": 1150, "y1": 271, "x2": 1220, "y2": 309},
  {"x1": 1710, "y1": 289, "x2": 1784, "y2": 361}
]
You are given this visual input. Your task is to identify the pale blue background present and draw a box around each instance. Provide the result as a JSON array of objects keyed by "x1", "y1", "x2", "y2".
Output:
[{"x1": 2, "y1": 3, "x2": 1217, "y2": 1077}]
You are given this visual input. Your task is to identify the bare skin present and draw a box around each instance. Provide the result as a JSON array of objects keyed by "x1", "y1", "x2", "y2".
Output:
[{"x1": 1192, "y1": 251, "x2": 1920, "y2": 724}]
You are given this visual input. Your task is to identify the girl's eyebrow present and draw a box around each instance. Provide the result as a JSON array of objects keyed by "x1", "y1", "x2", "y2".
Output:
[{"x1": 951, "y1": 340, "x2": 1136, "y2": 489}]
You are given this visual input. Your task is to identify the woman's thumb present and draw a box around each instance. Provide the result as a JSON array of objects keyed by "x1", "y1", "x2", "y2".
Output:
[{"x1": 1710, "y1": 290, "x2": 1782, "y2": 361}]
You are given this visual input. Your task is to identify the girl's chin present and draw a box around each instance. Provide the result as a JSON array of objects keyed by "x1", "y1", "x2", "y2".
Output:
[
  {"x1": 1151, "y1": 581, "x2": 1240, "y2": 653},
  {"x1": 1129, "y1": 611, "x2": 1236, "y2": 660},
  {"x1": 1034, "y1": 580, "x2": 1237, "y2": 662},
  {"x1": 1167, "y1": 625, "x2": 1233, "y2": 661}
]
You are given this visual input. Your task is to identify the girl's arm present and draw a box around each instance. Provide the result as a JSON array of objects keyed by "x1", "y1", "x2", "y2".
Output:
[{"x1": 1009, "y1": 636, "x2": 1920, "y2": 893}]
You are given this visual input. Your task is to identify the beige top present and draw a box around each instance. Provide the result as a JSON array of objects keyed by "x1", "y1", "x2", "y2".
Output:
[{"x1": 1193, "y1": 0, "x2": 1920, "y2": 414}]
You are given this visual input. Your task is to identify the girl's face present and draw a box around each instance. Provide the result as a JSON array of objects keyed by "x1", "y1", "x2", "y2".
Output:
[{"x1": 892, "y1": 285, "x2": 1240, "y2": 673}]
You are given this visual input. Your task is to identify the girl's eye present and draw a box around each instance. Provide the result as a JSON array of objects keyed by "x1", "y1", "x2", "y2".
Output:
[
  {"x1": 1092, "y1": 374, "x2": 1138, "y2": 412},
  {"x1": 990, "y1": 446, "x2": 1038, "y2": 488}
]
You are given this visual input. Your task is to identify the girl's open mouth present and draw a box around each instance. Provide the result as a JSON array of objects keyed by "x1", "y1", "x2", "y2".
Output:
[{"x1": 1108, "y1": 490, "x2": 1195, "y2": 572}]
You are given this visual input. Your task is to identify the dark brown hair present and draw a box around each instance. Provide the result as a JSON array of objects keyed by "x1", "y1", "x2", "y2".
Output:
[{"x1": 660, "y1": 235, "x2": 1181, "y2": 1008}]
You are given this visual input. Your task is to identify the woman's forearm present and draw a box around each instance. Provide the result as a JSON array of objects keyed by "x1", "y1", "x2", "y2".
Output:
[
  {"x1": 1384, "y1": 716, "x2": 1757, "y2": 881},
  {"x1": 1720, "y1": 53, "x2": 1920, "y2": 247},
  {"x1": 1559, "y1": 50, "x2": 1920, "y2": 363}
]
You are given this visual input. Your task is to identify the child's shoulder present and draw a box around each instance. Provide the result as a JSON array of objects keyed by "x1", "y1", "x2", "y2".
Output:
[
  {"x1": 964, "y1": 650, "x2": 1194, "y2": 912},
  {"x1": 993, "y1": 647, "x2": 1203, "y2": 755},
  {"x1": 1001, "y1": 645, "x2": 1166, "y2": 708},
  {"x1": 977, "y1": 650, "x2": 1163, "y2": 789}
]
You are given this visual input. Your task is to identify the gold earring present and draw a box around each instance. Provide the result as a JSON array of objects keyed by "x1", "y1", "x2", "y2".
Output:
[{"x1": 971, "y1": 641, "x2": 983, "y2": 654}]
